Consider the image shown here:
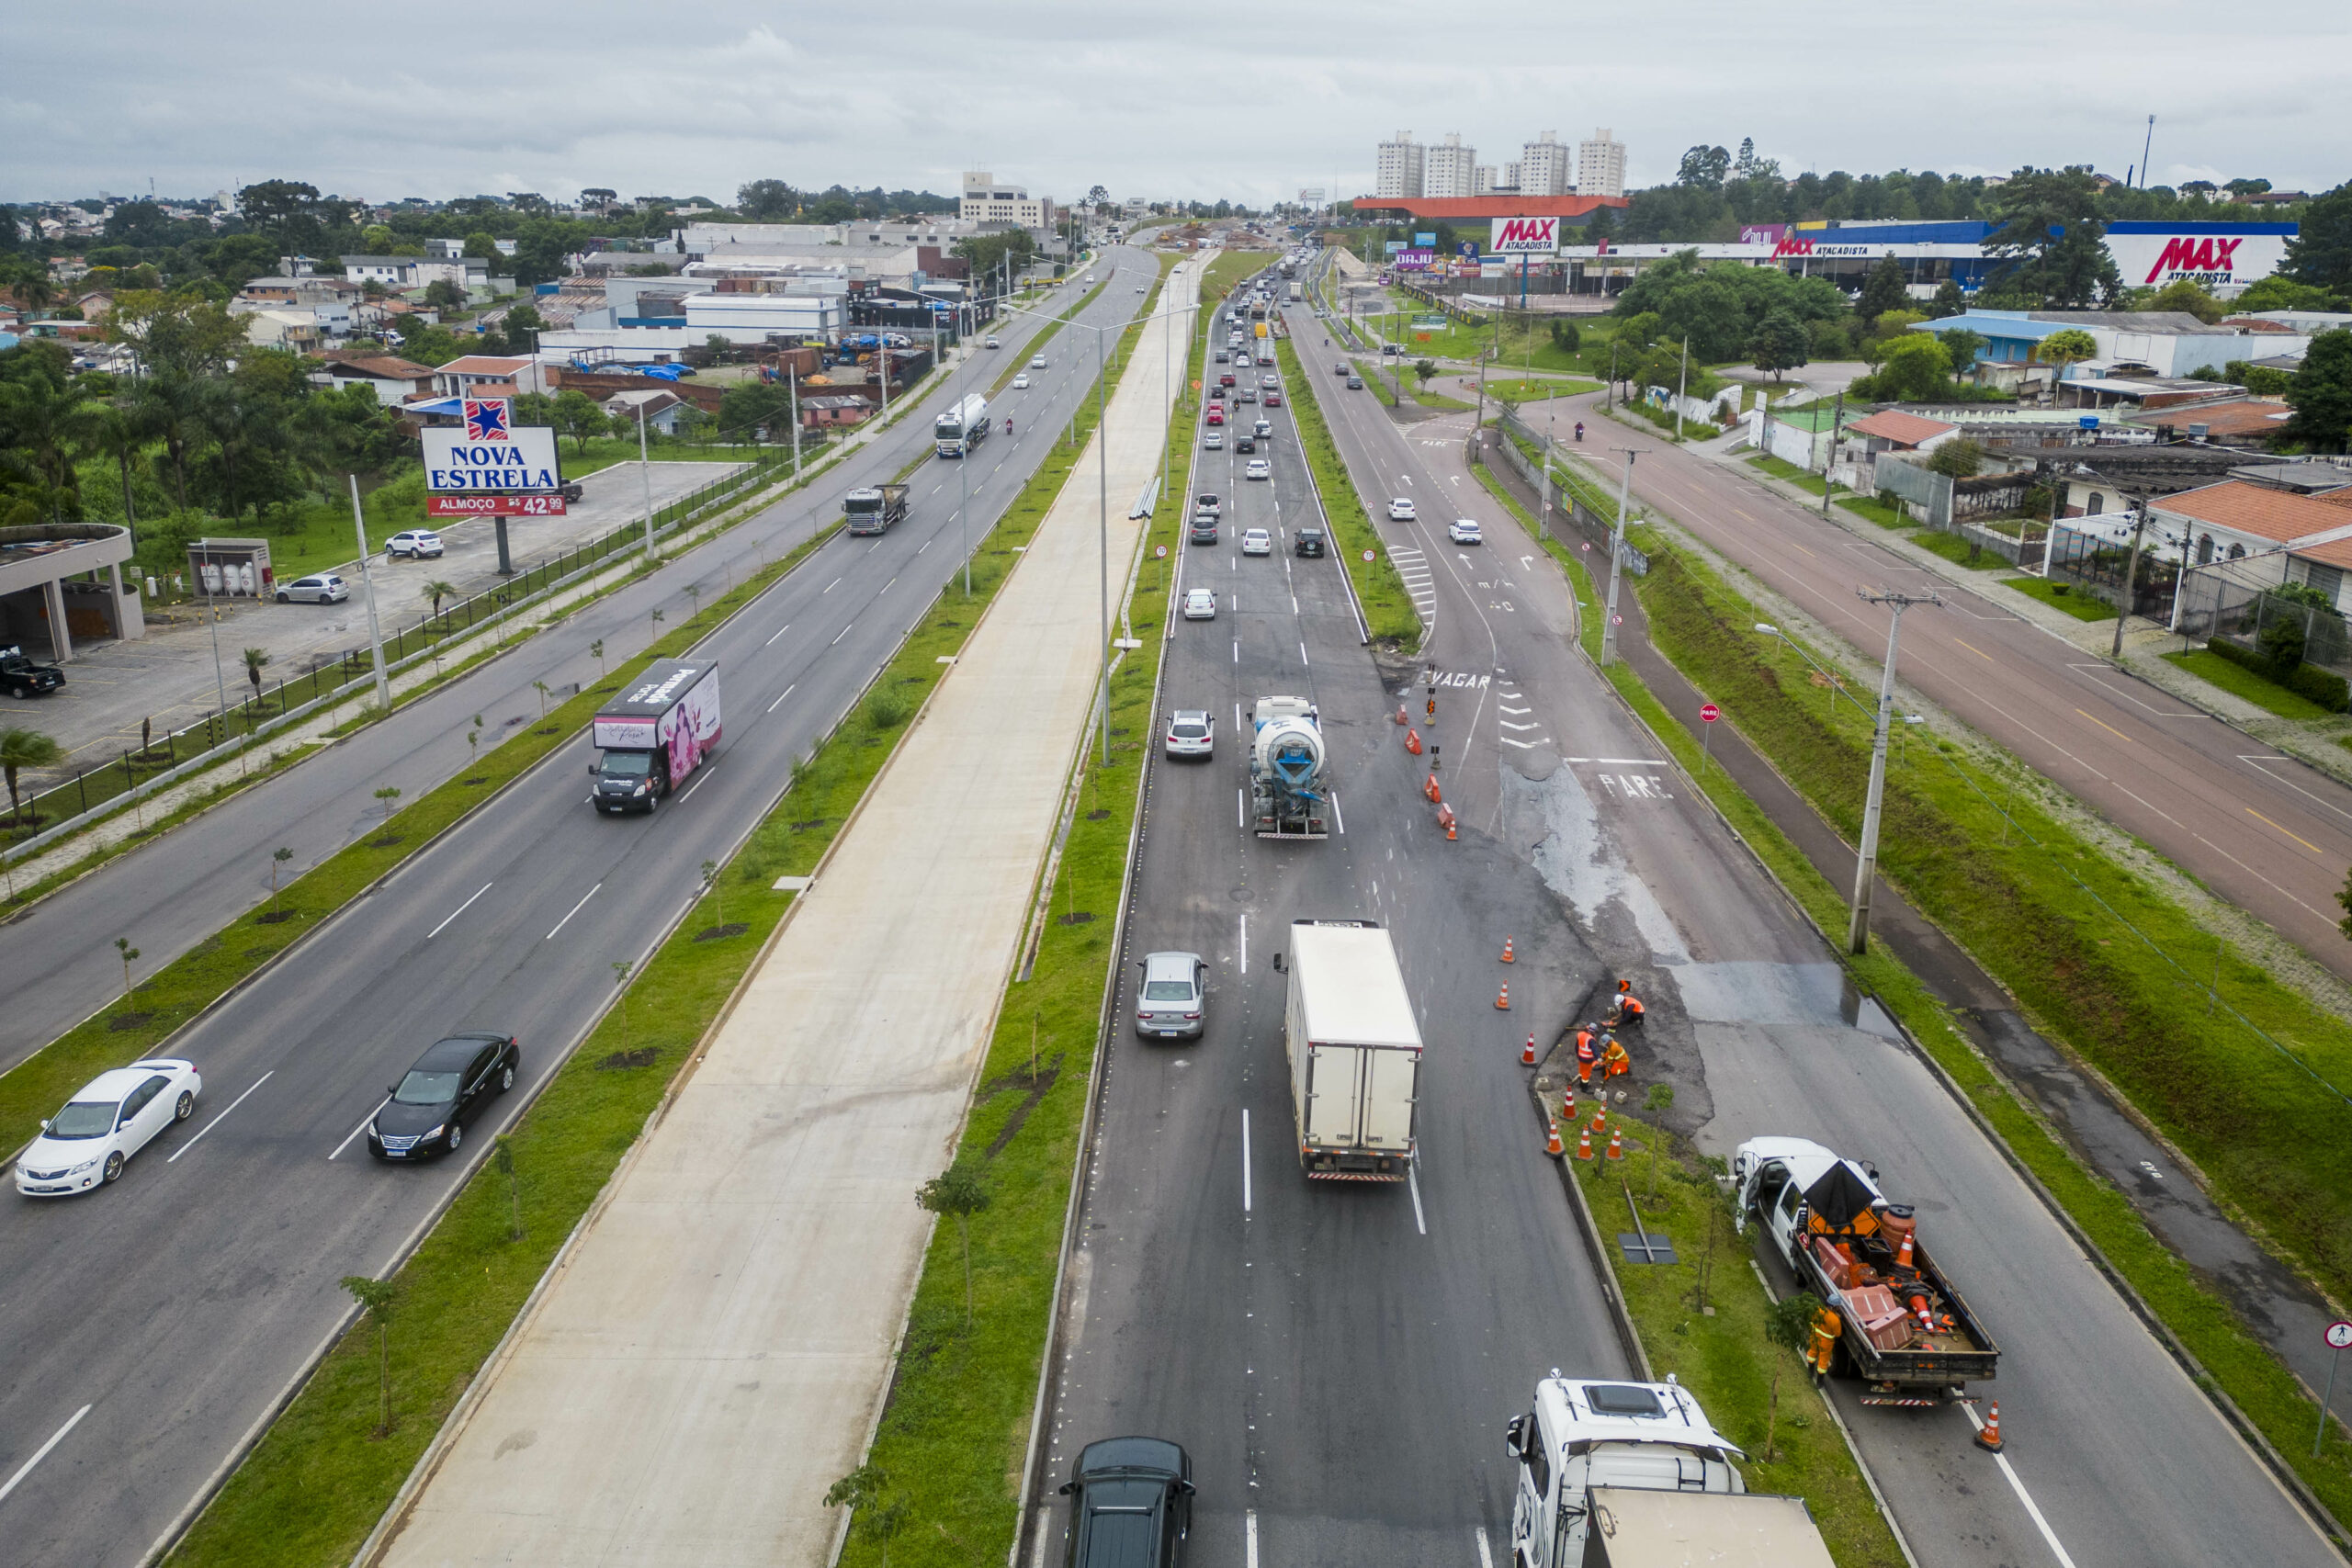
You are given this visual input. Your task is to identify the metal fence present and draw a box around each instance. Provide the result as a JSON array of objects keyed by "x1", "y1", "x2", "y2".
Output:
[
  {"x1": 1489, "y1": 409, "x2": 1648, "y2": 576},
  {"x1": 2172, "y1": 572, "x2": 2352, "y2": 673},
  {"x1": 2044, "y1": 525, "x2": 2180, "y2": 621},
  {"x1": 4, "y1": 447, "x2": 791, "y2": 844}
]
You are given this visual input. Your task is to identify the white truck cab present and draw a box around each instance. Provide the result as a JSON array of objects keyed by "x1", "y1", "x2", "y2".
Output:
[{"x1": 1506, "y1": 1375, "x2": 1744, "y2": 1568}]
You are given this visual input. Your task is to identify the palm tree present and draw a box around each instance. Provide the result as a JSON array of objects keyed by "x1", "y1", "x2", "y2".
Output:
[
  {"x1": 80, "y1": 400, "x2": 153, "y2": 547},
  {"x1": 242, "y1": 647, "x2": 272, "y2": 700},
  {"x1": 0, "y1": 727, "x2": 63, "y2": 824},
  {"x1": 134, "y1": 372, "x2": 207, "y2": 513},
  {"x1": 423, "y1": 580, "x2": 458, "y2": 620},
  {"x1": 0, "y1": 375, "x2": 94, "y2": 522}
]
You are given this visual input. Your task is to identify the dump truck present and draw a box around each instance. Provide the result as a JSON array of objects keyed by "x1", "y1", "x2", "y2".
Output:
[
  {"x1": 844, "y1": 484, "x2": 909, "y2": 536},
  {"x1": 1283, "y1": 918, "x2": 1419, "y2": 1180},
  {"x1": 1507, "y1": 1373, "x2": 1831, "y2": 1568},
  {"x1": 1733, "y1": 1136, "x2": 1999, "y2": 1404},
  {"x1": 1249, "y1": 695, "x2": 1329, "y2": 840},
  {"x1": 588, "y1": 660, "x2": 720, "y2": 815}
]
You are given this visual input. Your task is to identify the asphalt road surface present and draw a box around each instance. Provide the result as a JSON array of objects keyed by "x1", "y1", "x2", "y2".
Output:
[
  {"x1": 1288, "y1": 257, "x2": 2338, "y2": 1568},
  {"x1": 0, "y1": 251, "x2": 1164, "y2": 1568},
  {"x1": 1563, "y1": 387, "x2": 2352, "y2": 985},
  {"x1": 1038, "y1": 276, "x2": 1624, "y2": 1568}
]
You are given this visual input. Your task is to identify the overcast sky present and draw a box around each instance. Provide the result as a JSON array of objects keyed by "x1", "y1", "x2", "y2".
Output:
[{"x1": 8, "y1": 1, "x2": 2344, "y2": 208}]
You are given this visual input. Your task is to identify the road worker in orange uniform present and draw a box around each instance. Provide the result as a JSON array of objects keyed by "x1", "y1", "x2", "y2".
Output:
[
  {"x1": 1574, "y1": 1025, "x2": 1600, "y2": 1084},
  {"x1": 1608, "y1": 978, "x2": 1646, "y2": 1031},
  {"x1": 1600, "y1": 1034, "x2": 1631, "y2": 1081},
  {"x1": 1810, "y1": 1304, "x2": 1843, "y2": 1373}
]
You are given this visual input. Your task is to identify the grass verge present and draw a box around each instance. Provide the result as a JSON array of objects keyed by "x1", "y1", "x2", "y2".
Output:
[
  {"x1": 1905, "y1": 528, "x2": 2008, "y2": 571},
  {"x1": 1836, "y1": 494, "x2": 1910, "y2": 530},
  {"x1": 163, "y1": 275, "x2": 1160, "y2": 1568},
  {"x1": 1566, "y1": 1124, "x2": 1907, "y2": 1567},
  {"x1": 2164, "y1": 649, "x2": 2338, "y2": 721},
  {"x1": 2002, "y1": 574, "x2": 2118, "y2": 622},
  {"x1": 1279, "y1": 334, "x2": 1421, "y2": 651},
  {"x1": 1484, "y1": 376, "x2": 1605, "y2": 405},
  {"x1": 1747, "y1": 452, "x2": 1826, "y2": 494}
]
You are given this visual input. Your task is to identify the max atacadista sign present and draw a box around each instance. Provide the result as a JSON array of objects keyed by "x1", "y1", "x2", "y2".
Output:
[{"x1": 422, "y1": 399, "x2": 564, "y2": 494}]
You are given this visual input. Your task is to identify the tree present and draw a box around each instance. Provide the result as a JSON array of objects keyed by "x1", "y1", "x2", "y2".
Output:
[
  {"x1": 825, "y1": 1464, "x2": 910, "y2": 1568},
  {"x1": 1856, "y1": 255, "x2": 1909, "y2": 328},
  {"x1": 1412, "y1": 358, "x2": 1439, "y2": 391},
  {"x1": 1869, "y1": 333, "x2": 1954, "y2": 400},
  {"x1": 736, "y1": 178, "x2": 797, "y2": 220},
  {"x1": 1548, "y1": 319, "x2": 1582, "y2": 355},
  {"x1": 80, "y1": 401, "x2": 150, "y2": 546},
  {"x1": 1761, "y1": 1292, "x2": 1822, "y2": 1461},
  {"x1": 2034, "y1": 326, "x2": 2099, "y2": 393},
  {"x1": 551, "y1": 389, "x2": 612, "y2": 453},
  {"x1": 2285, "y1": 330, "x2": 2352, "y2": 452},
  {"x1": 2235, "y1": 275, "x2": 2339, "y2": 314},
  {"x1": 0, "y1": 374, "x2": 94, "y2": 522},
  {"x1": 582, "y1": 187, "x2": 618, "y2": 214},
  {"x1": 422, "y1": 278, "x2": 464, "y2": 311},
  {"x1": 918, "y1": 1156, "x2": 992, "y2": 1325},
  {"x1": 1748, "y1": 309, "x2": 1809, "y2": 381},
  {"x1": 2260, "y1": 612, "x2": 2308, "y2": 671},
  {"x1": 2284, "y1": 183, "x2": 2352, "y2": 296},
  {"x1": 340, "y1": 1274, "x2": 399, "y2": 1435},
  {"x1": 242, "y1": 646, "x2": 271, "y2": 698},
  {"x1": 1086, "y1": 184, "x2": 1110, "y2": 209},
  {"x1": 107, "y1": 290, "x2": 244, "y2": 378},
  {"x1": 424, "y1": 579, "x2": 457, "y2": 618},
  {"x1": 0, "y1": 727, "x2": 62, "y2": 822},
  {"x1": 2145, "y1": 278, "x2": 2226, "y2": 323},
  {"x1": 1927, "y1": 278, "x2": 1967, "y2": 319},
  {"x1": 1939, "y1": 328, "x2": 1988, "y2": 378},
  {"x1": 235, "y1": 179, "x2": 355, "y2": 258},
  {"x1": 503, "y1": 302, "x2": 544, "y2": 351},
  {"x1": 1984, "y1": 168, "x2": 2119, "y2": 306},
  {"x1": 1675, "y1": 145, "x2": 1731, "y2": 191},
  {"x1": 2226, "y1": 177, "x2": 2274, "y2": 197},
  {"x1": 462, "y1": 231, "x2": 501, "y2": 261},
  {"x1": 1926, "y1": 437, "x2": 1984, "y2": 478}
]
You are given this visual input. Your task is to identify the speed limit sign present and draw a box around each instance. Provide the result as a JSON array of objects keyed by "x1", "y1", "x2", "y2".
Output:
[
  {"x1": 1363, "y1": 549, "x2": 1375, "y2": 562},
  {"x1": 1155, "y1": 545, "x2": 1169, "y2": 558}
]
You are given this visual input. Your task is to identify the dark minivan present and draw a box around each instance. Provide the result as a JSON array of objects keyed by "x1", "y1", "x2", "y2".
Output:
[
  {"x1": 1060, "y1": 1437, "x2": 1193, "y2": 1568},
  {"x1": 368, "y1": 1032, "x2": 519, "y2": 1159}
]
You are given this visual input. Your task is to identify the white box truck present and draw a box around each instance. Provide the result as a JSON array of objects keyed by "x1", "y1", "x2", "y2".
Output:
[
  {"x1": 1283, "y1": 919, "x2": 1420, "y2": 1181},
  {"x1": 589, "y1": 660, "x2": 720, "y2": 814}
]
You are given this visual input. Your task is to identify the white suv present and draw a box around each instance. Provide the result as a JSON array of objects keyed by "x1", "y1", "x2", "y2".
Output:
[{"x1": 386, "y1": 529, "x2": 443, "y2": 558}]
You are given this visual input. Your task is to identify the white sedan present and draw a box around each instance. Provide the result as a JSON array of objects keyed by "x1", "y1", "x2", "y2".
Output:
[
  {"x1": 1449, "y1": 518, "x2": 1484, "y2": 545},
  {"x1": 17, "y1": 1059, "x2": 202, "y2": 1196},
  {"x1": 1241, "y1": 528, "x2": 1273, "y2": 555},
  {"x1": 1012, "y1": 373, "x2": 1031, "y2": 389},
  {"x1": 1245, "y1": 459, "x2": 1272, "y2": 481},
  {"x1": 1387, "y1": 498, "x2": 1417, "y2": 521},
  {"x1": 1182, "y1": 587, "x2": 1219, "y2": 620},
  {"x1": 1030, "y1": 355, "x2": 1048, "y2": 369}
]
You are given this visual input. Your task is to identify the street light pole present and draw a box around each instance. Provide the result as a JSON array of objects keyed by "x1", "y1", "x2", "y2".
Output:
[
  {"x1": 1098, "y1": 324, "x2": 1110, "y2": 767},
  {"x1": 1600, "y1": 448, "x2": 1636, "y2": 666},
  {"x1": 348, "y1": 474, "x2": 390, "y2": 714},
  {"x1": 638, "y1": 400, "x2": 656, "y2": 561},
  {"x1": 1849, "y1": 587, "x2": 1941, "y2": 953}
]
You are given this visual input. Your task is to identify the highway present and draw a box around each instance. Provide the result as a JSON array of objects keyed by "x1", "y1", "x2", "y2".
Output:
[
  {"x1": 1295, "y1": 253, "x2": 2338, "y2": 1568},
  {"x1": 0, "y1": 250, "x2": 1163, "y2": 1568},
  {"x1": 1041, "y1": 276, "x2": 1628, "y2": 1568}
]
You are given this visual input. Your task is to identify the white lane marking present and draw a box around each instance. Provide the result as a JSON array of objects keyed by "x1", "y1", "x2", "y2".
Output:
[
  {"x1": 763, "y1": 621, "x2": 793, "y2": 647},
  {"x1": 546, "y1": 882, "x2": 602, "y2": 941},
  {"x1": 1239, "y1": 914, "x2": 1248, "y2": 974},
  {"x1": 0, "y1": 1404, "x2": 91, "y2": 1506},
  {"x1": 822, "y1": 577, "x2": 842, "y2": 593},
  {"x1": 1247, "y1": 1510, "x2": 1261, "y2": 1568},
  {"x1": 1232, "y1": 639, "x2": 1238, "y2": 663},
  {"x1": 329, "y1": 1100, "x2": 387, "y2": 1160},
  {"x1": 1962, "y1": 1404, "x2": 2080, "y2": 1568},
  {"x1": 1566, "y1": 756, "x2": 1668, "y2": 765},
  {"x1": 831, "y1": 622, "x2": 854, "y2": 647},
  {"x1": 1299, "y1": 640, "x2": 1309, "y2": 667},
  {"x1": 1330, "y1": 791, "x2": 1345, "y2": 834},
  {"x1": 1475, "y1": 1526, "x2": 1494, "y2": 1568},
  {"x1": 1235, "y1": 701, "x2": 1242, "y2": 729},
  {"x1": 766, "y1": 682, "x2": 797, "y2": 714},
  {"x1": 1409, "y1": 1154, "x2": 1428, "y2": 1235},
  {"x1": 427, "y1": 882, "x2": 493, "y2": 939},
  {"x1": 1241, "y1": 1109, "x2": 1253, "y2": 1214},
  {"x1": 677, "y1": 761, "x2": 718, "y2": 804},
  {"x1": 168, "y1": 1071, "x2": 274, "y2": 1164},
  {"x1": 879, "y1": 575, "x2": 898, "y2": 594},
  {"x1": 1292, "y1": 595, "x2": 1299, "y2": 615},
  {"x1": 918, "y1": 538, "x2": 932, "y2": 554}
]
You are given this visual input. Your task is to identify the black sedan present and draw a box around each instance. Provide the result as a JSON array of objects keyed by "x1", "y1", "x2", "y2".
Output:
[
  {"x1": 368, "y1": 1032, "x2": 520, "y2": 1160},
  {"x1": 1059, "y1": 1437, "x2": 1193, "y2": 1567}
]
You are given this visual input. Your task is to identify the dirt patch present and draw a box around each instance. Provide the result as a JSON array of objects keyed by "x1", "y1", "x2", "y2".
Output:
[
  {"x1": 1086, "y1": 809, "x2": 1111, "y2": 820},
  {"x1": 254, "y1": 909, "x2": 298, "y2": 925},
  {"x1": 367, "y1": 834, "x2": 404, "y2": 848},
  {"x1": 1056, "y1": 910, "x2": 1095, "y2": 925},
  {"x1": 107, "y1": 1011, "x2": 155, "y2": 1032},
  {"x1": 595, "y1": 1047, "x2": 661, "y2": 1070},
  {"x1": 693, "y1": 922, "x2": 749, "y2": 942}
]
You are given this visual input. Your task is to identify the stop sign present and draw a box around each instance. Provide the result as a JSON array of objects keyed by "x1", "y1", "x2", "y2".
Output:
[{"x1": 1701, "y1": 703, "x2": 1720, "y2": 723}]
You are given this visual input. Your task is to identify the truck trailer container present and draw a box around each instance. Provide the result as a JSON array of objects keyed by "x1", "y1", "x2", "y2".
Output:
[
  {"x1": 1284, "y1": 919, "x2": 1420, "y2": 1180},
  {"x1": 588, "y1": 660, "x2": 720, "y2": 815}
]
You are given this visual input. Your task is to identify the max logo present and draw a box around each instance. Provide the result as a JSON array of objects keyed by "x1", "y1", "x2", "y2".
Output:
[
  {"x1": 1772, "y1": 237, "x2": 1816, "y2": 257},
  {"x1": 1493, "y1": 218, "x2": 1557, "y2": 249},
  {"x1": 2144, "y1": 236, "x2": 2240, "y2": 282}
]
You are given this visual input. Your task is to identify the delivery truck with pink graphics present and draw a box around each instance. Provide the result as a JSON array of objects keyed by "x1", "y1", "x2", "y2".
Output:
[{"x1": 589, "y1": 660, "x2": 720, "y2": 814}]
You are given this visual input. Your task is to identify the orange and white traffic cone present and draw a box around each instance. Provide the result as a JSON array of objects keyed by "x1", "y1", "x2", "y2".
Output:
[
  {"x1": 1396, "y1": 704, "x2": 1408, "y2": 726},
  {"x1": 1496, "y1": 984, "x2": 1510, "y2": 1010},
  {"x1": 1562, "y1": 1087, "x2": 1577, "y2": 1123},
  {"x1": 1406, "y1": 727, "x2": 1422, "y2": 755},
  {"x1": 1521, "y1": 1034, "x2": 1537, "y2": 1066},
  {"x1": 1604, "y1": 1125, "x2": 1624, "y2": 1161},
  {"x1": 1545, "y1": 1118, "x2": 1564, "y2": 1158},
  {"x1": 1974, "y1": 1402, "x2": 2004, "y2": 1453},
  {"x1": 1894, "y1": 1233, "x2": 1916, "y2": 1270},
  {"x1": 1575, "y1": 1122, "x2": 1594, "y2": 1161},
  {"x1": 1444, "y1": 812, "x2": 1458, "y2": 841},
  {"x1": 1500, "y1": 937, "x2": 1515, "y2": 963}
]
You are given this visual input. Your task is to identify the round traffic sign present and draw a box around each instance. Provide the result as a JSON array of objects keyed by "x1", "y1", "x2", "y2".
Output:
[
  {"x1": 1363, "y1": 549, "x2": 1376, "y2": 562},
  {"x1": 1701, "y1": 703, "x2": 1720, "y2": 724},
  {"x1": 1155, "y1": 545, "x2": 1169, "y2": 558},
  {"x1": 2327, "y1": 1320, "x2": 2352, "y2": 1350}
]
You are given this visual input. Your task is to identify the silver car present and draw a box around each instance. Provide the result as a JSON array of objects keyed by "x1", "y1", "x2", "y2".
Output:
[
  {"x1": 277, "y1": 573, "x2": 349, "y2": 604},
  {"x1": 1136, "y1": 951, "x2": 1208, "y2": 1039},
  {"x1": 1164, "y1": 708, "x2": 1215, "y2": 759}
]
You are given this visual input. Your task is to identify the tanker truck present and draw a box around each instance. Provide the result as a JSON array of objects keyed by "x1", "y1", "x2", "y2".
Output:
[{"x1": 1250, "y1": 695, "x2": 1329, "y2": 840}]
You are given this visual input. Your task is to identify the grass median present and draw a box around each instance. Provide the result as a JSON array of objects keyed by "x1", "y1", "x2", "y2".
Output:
[
  {"x1": 164, "y1": 286, "x2": 1160, "y2": 1568},
  {"x1": 1276, "y1": 333, "x2": 1422, "y2": 652}
]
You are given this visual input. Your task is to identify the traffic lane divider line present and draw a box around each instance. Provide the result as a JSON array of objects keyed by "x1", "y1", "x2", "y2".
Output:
[
  {"x1": 167, "y1": 1071, "x2": 273, "y2": 1164},
  {"x1": 1959, "y1": 1400, "x2": 2083, "y2": 1568},
  {"x1": 426, "y1": 883, "x2": 494, "y2": 940},
  {"x1": 0, "y1": 1402, "x2": 91, "y2": 1507},
  {"x1": 544, "y1": 882, "x2": 601, "y2": 941},
  {"x1": 329, "y1": 1098, "x2": 388, "y2": 1160}
]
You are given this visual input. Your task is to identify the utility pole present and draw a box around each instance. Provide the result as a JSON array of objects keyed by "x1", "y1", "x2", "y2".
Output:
[
  {"x1": 1600, "y1": 449, "x2": 1636, "y2": 666},
  {"x1": 1607, "y1": 339, "x2": 1618, "y2": 410},
  {"x1": 1821, "y1": 389, "x2": 1844, "y2": 517},
  {"x1": 348, "y1": 475, "x2": 390, "y2": 714},
  {"x1": 1674, "y1": 335, "x2": 1689, "y2": 442},
  {"x1": 638, "y1": 399, "x2": 656, "y2": 561},
  {"x1": 1097, "y1": 327, "x2": 1110, "y2": 766},
  {"x1": 2110, "y1": 501, "x2": 2150, "y2": 659},
  {"x1": 1849, "y1": 588, "x2": 1942, "y2": 953},
  {"x1": 788, "y1": 363, "x2": 802, "y2": 479}
]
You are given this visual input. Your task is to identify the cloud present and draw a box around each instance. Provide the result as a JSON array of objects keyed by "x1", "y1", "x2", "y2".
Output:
[{"x1": 6, "y1": 0, "x2": 2345, "y2": 205}]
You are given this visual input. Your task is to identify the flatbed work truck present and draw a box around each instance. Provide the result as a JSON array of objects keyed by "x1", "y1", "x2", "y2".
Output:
[
  {"x1": 1734, "y1": 1136, "x2": 1999, "y2": 1405},
  {"x1": 1283, "y1": 919, "x2": 1420, "y2": 1181},
  {"x1": 844, "y1": 484, "x2": 909, "y2": 536}
]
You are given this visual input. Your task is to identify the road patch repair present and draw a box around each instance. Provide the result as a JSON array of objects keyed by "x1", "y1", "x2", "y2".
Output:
[{"x1": 370, "y1": 263, "x2": 1200, "y2": 1566}]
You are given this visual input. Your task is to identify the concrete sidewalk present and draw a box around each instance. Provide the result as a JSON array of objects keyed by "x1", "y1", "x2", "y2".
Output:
[{"x1": 373, "y1": 255, "x2": 1204, "y2": 1568}]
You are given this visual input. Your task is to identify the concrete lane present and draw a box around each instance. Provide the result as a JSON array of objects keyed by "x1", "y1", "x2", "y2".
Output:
[
  {"x1": 1567, "y1": 389, "x2": 2352, "y2": 979},
  {"x1": 0, "y1": 265, "x2": 1137, "y2": 1077},
  {"x1": 1311, "y1": 348, "x2": 2336, "y2": 1568},
  {"x1": 0, "y1": 254, "x2": 1166, "y2": 1568},
  {"x1": 1038, "y1": 280, "x2": 1622, "y2": 1568}
]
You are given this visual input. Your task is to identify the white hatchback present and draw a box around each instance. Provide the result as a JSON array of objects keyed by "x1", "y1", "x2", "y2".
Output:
[
  {"x1": 17, "y1": 1059, "x2": 202, "y2": 1196},
  {"x1": 1012, "y1": 373, "x2": 1031, "y2": 389},
  {"x1": 1449, "y1": 518, "x2": 1484, "y2": 545},
  {"x1": 1182, "y1": 587, "x2": 1218, "y2": 620},
  {"x1": 1030, "y1": 355, "x2": 1048, "y2": 369},
  {"x1": 1241, "y1": 527, "x2": 1272, "y2": 554},
  {"x1": 1245, "y1": 460, "x2": 1272, "y2": 482},
  {"x1": 1387, "y1": 498, "x2": 1417, "y2": 521},
  {"x1": 277, "y1": 573, "x2": 349, "y2": 604}
]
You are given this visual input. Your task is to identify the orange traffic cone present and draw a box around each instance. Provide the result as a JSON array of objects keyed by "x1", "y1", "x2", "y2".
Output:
[
  {"x1": 1562, "y1": 1087, "x2": 1577, "y2": 1123},
  {"x1": 1521, "y1": 1034, "x2": 1537, "y2": 1066},
  {"x1": 1575, "y1": 1123, "x2": 1594, "y2": 1160},
  {"x1": 1396, "y1": 704, "x2": 1408, "y2": 726},
  {"x1": 1496, "y1": 984, "x2": 1510, "y2": 1010},
  {"x1": 1604, "y1": 1125, "x2": 1624, "y2": 1161},
  {"x1": 1894, "y1": 1233, "x2": 1916, "y2": 1270},
  {"x1": 1545, "y1": 1118, "x2": 1564, "y2": 1158},
  {"x1": 1974, "y1": 1402, "x2": 2004, "y2": 1453},
  {"x1": 1428, "y1": 774, "x2": 1443, "y2": 804},
  {"x1": 1444, "y1": 812, "x2": 1458, "y2": 841},
  {"x1": 1500, "y1": 937, "x2": 1515, "y2": 963},
  {"x1": 1406, "y1": 727, "x2": 1422, "y2": 755}
]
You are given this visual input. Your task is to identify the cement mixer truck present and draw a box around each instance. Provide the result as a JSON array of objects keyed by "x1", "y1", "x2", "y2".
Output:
[{"x1": 1250, "y1": 695, "x2": 1329, "y2": 840}]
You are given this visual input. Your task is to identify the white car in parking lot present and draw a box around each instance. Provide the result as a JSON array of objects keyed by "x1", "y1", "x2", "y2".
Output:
[
  {"x1": 1182, "y1": 587, "x2": 1218, "y2": 620},
  {"x1": 16, "y1": 1059, "x2": 202, "y2": 1195},
  {"x1": 277, "y1": 573, "x2": 350, "y2": 604},
  {"x1": 1449, "y1": 518, "x2": 1484, "y2": 545},
  {"x1": 1387, "y1": 498, "x2": 1417, "y2": 521},
  {"x1": 386, "y1": 529, "x2": 443, "y2": 559}
]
